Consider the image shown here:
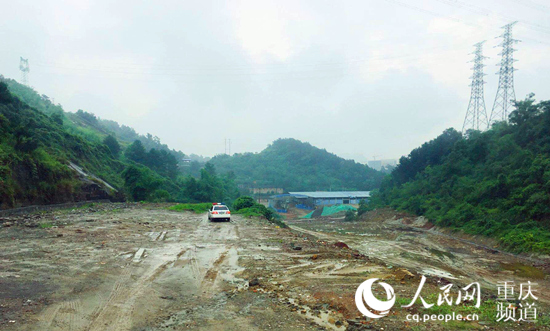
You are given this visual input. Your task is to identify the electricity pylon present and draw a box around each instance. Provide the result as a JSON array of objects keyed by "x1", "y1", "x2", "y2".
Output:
[
  {"x1": 19, "y1": 57, "x2": 30, "y2": 86},
  {"x1": 489, "y1": 22, "x2": 519, "y2": 125},
  {"x1": 462, "y1": 41, "x2": 489, "y2": 133}
]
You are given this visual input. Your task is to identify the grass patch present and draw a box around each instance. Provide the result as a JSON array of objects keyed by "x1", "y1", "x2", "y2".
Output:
[
  {"x1": 233, "y1": 207, "x2": 264, "y2": 218},
  {"x1": 234, "y1": 207, "x2": 288, "y2": 228},
  {"x1": 168, "y1": 203, "x2": 212, "y2": 213},
  {"x1": 499, "y1": 262, "x2": 546, "y2": 279},
  {"x1": 76, "y1": 202, "x2": 97, "y2": 209},
  {"x1": 39, "y1": 222, "x2": 53, "y2": 228}
]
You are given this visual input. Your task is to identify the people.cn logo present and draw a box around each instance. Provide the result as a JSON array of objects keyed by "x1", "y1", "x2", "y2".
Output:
[{"x1": 355, "y1": 278, "x2": 396, "y2": 319}]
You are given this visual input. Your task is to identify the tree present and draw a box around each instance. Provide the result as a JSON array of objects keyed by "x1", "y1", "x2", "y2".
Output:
[
  {"x1": 76, "y1": 109, "x2": 98, "y2": 125},
  {"x1": 122, "y1": 165, "x2": 162, "y2": 201},
  {"x1": 344, "y1": 210, "x2": 357, "y2": 222},
  {"x1": 50, "y1": 111, "x2": 64, "y2": 126},
  {"x1": 233, "y1": 196, "x2": 256, "y2": 211},
  {"x1": 357, "y1": 199, "x2": 369, "y2": 217},
  {"x1": 372, "y1": 98, "x2": 550, "y2": 254},
  {"x1": 146, "y1": 148, "x2": 178, "y2": 179},
  {"x1": 125, "y1": 140, "x2": 146, "y2": 163},
  {"x1": 0, "y1": 82, "x2": 13, "y2": 103},
  {"x1": 208, "y1": 138, "x2": 385, "y2": 191},
  {"x1": 103, "y1": 134, "x2": 121, "y2": 157}
]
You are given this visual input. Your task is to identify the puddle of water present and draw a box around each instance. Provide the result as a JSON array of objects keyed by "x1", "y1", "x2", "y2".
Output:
[{"x1": 220, "y1": 248, "x2": 247, "y2": 289}]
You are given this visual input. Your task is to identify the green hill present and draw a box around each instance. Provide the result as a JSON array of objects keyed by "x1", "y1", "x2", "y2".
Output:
[
  {"x1": 373, "y1": 97, "x2": 550, "y2": 254},
  {"x1": 210, "y1": 138, "x2": 384, "y2": 191},
  {"x1": 0, "y1": 76, "x2": 187, "y2": 164},
  {"x1": 0, "y1": 82, "x2": 125, "y2": 208},
  {"x1": 0, "y1": 78, "x2": 238, "y2": 208}
]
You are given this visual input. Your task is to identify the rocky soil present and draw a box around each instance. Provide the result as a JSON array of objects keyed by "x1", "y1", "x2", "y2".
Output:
[{"x1": 0, "y1": 204, "x2": 548, "y2": 330}]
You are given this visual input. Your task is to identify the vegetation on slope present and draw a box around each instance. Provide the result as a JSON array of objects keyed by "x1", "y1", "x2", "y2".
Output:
[
  {"x1": 0, "y1": 76, "x2": 188, "y2": 165},
  {"x1": 168, "y1": 202, "x2": 212, "y2": 213},
  {"x1": 210, "y1": 138, "x2": 384, "y2": 191},
  {"x1": 372, "y1": 97, "x2": 550, "y2": 254},
  {"x1": 232, "y1": 196, "x2": 286, "y2": 227},
  {"x1": 0, "y1": 79, "x2": 240, "y2": 208},
  {"x1": 0, "y1": 82, "x2": 124, "y2": 208}
]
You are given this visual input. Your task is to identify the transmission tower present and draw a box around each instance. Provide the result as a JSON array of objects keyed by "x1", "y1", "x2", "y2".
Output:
[
  {"x1": 489, "y1": 22, "x2": 520, "y2": 125},
  {"x1": 19, "y1": 57, "x2": 30, "y2": 86},
  {"x1": 224, "y1": 138, "x2": 232, "y2": 155},
  {"x1": 462, "y1": 41, "x2": 489, "y2": 133}
]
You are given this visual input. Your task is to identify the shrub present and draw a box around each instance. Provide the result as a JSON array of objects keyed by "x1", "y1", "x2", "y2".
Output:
[
  {"x1": 151, "y1": 189, "x2": 171, "y2": 202},
  {"x1": 357, "y1": 199, "x2": 368, "y2": 217},
  {"x1": 233, "y1": 196, "x2": 256, "y2": 211},
  {"x1": 344, "y1": 210, "x2": 357, "y2": 222},
  {"x1": 233, "y1": 196, "x2": 287, "y2": 227},
  {"x1": 103, "y1": 134, "x2": 121, "y2": 157},
  {"x1": 169, "y1": 203, "x2": 212, "y2": 213}
]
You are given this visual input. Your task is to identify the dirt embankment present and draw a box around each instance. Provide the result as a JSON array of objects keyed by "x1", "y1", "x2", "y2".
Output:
[{"x1": 0, "y1": 204, "x2": 549, "y2": 330}]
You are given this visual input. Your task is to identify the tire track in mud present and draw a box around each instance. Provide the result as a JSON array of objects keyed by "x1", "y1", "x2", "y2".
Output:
[
  {"x1": 33, "y1": 213, "x2": 243, "y2": 331},
  {"x1": 87, "y1": 218, "x2": 239, "y2": 330},
  {"x1": 86, "y1": 265, "x2": 133, "y2": 331},
  {"x1": 36, "y1": 299, "x2": 84, "y2": 330},
  {"x1": 86, "y1": 257, "x2": 178, "y2": 331},
  {"x1": 201, "y1": 250, "x2": 229, "y2": 297},
  {"x1": 36, "y1": 304, "x2": 60, "y2": 330}
]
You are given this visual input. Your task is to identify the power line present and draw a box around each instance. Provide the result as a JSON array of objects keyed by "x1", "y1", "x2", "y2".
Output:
[
  {"x1": 383, "y1": 0, "x2": 480, "y2": 27},
  {"x1": 432, "y1": 0, "x2": 550, "y2": 35},
  {"x1": 504, "y1": 0, "x2": 550, "y2": 13},
  {"x1": 32, "y1": 45, "x2": 466, "y2": 74},
  {"x1": 30, "y1": 46, "x2": 471, "y2": 83}
]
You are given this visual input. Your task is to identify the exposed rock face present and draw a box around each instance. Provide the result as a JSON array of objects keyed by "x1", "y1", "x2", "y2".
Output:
[
  {"x1": 1, "y1": 162, "x2": 122, "y2": 210},
  {"x1": 68, "y1": 162, "x2": 122, "y2": 202}
]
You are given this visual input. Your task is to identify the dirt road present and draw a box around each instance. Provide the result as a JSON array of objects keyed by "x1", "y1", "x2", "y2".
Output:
[{"x1": 1, "y1": 204, "x2": 549, "y2": 330}]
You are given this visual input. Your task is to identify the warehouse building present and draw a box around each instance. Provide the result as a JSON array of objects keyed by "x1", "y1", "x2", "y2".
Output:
[{"x1": 288, "y1": 191, "x2": 370, "y2": 206}]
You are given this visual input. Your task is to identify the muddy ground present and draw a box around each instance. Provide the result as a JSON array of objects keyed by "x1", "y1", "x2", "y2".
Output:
[{"x1": 0, "y1": 204, "x2": 549, "y2": 330}]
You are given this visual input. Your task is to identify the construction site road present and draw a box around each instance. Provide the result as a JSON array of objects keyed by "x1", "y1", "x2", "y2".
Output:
[{"x1": 1, "y1": 204, "x2": 549, "y2": 330}]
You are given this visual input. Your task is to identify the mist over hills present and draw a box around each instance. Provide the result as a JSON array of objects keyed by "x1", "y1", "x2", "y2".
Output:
[
  {"x1": 0, "y1": 77, "x2": 383, "y2": 208},
  {"x1": 210, "y1": 138, "x2": 384, "y2": 191}
]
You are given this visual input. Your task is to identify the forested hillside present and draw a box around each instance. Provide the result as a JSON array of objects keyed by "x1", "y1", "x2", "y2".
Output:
[
  {"x1": 0, "y1": 80, "x2": 238, "y2": 208},
  {"x1": 0, "y1": 77, "x2": 382, "y2": 208},
  {"x1": 210, "y1": 138, "x2": 384, "y2": 191},
  {"x1": 0, "y1": 82, "x2": 124, "y2": 207},
  {"x1": 373, "y1": 97, "x2": 550, "y2": 254},
  {"x1": 0, "y1": 76, "x2": 193, "y2": 164}
]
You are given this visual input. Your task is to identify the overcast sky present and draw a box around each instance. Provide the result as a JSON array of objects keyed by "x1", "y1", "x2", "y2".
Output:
[{"x1": 1, "y1": 0, "x2": 549, "y2": 162}]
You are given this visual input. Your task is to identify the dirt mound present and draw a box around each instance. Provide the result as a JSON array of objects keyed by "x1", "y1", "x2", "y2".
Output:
[
  {"x1": 359, "y1": 207, "x2": 411, "y2": 223},
  {"x1": 333, "y1": 241, "x2": 349, "y2": 249}
]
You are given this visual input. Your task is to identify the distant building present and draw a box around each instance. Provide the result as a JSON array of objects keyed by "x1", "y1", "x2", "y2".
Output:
[
  {"x1": 251, "y1": 187, "x2": 284, "y2": 195},
  {"x1": 368, "y1": 159, "x2": 397, "y2": 171},
  {"x1": 245, "y1": 187, "x2": 285, "y2": 204},
  {"x1": 288, "y1": 191, "x2": 370, "y2": 206},
  {"x1": 367, "y1": 160, "x2": 382, "y2": 171}
]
